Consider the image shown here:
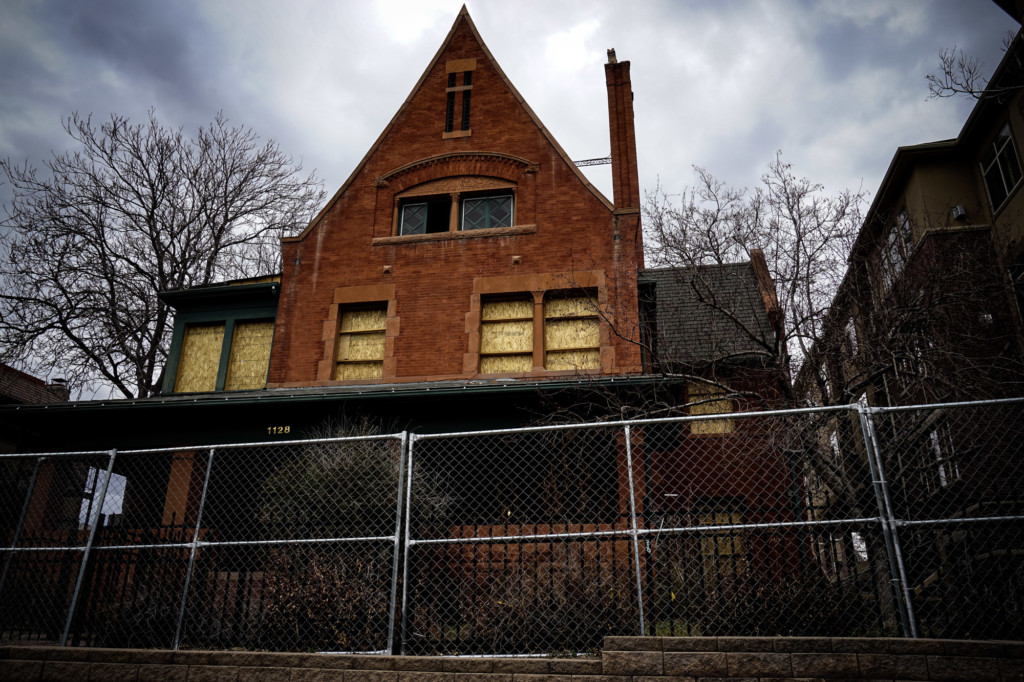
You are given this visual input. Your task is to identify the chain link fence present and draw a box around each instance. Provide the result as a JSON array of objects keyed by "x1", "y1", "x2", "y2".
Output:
[{"x1": 1, "y1": 398, "x2": 1021, "y2": 653}]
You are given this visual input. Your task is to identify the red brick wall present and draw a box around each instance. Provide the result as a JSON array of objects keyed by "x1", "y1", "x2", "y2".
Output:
[{"x1": 268, "y1": 15, "x2": 643, "y2": 387}]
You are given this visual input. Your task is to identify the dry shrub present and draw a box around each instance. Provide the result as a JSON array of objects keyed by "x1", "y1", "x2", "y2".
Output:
[{"x1": 256, "y1": 546, "x2": 391, "y2": 652}]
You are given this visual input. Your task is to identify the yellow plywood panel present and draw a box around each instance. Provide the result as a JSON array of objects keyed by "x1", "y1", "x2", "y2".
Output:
[
  {"x1": 544, "y1": 295, "x2": 597, "y2": 319},
  {"x1": 699, "y1": 512, "x2": 745, "y2": 556},
  {"x1": 224, "y1": 320, "x2": 274, "y2": 391},
  {"x1": 336, "y1": 361, "x2": 383, "y2": 380},
  {"x1": 481, "y1": 320, "x2": 532, "y2": 354},
  {"x1": 339, "y1": 308, "x2": 386, "y2": 333},
  {"x1": 689, "y1": 382, "x2": 735, "y2": 434},
  {"x1": 336, "y1": 331, "x2": 386, "y2": 362},
  {"x1": 481, "y1": 298, "x2": 532, "y2": 321},
  {"x1": 480, "y1": 354, "x2": 532, "y2": 374},
  {"x1": 174, "y1": 323, "x2": 225, "y2": 393},
  {"x1": 544, "y1": 318, "x2": 599, "y2": 351},
  {"x1": 545, "y1": 349, "x2": 600, "y2": 371}
]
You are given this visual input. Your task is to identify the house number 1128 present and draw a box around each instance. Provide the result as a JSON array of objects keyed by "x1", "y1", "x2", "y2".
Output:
[{"x1": 267, "y1": 425, "x2": 291, "y2": 435}]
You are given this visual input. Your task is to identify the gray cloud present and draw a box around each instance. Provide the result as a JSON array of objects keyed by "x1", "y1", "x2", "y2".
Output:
[{"x1": 0, "y1": 0, "x2": 1019, "y2": 220}]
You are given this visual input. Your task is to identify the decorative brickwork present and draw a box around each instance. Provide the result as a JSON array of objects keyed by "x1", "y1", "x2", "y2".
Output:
[{"x1": 268, "y1": 9, "x2": 643, "y2": 388}]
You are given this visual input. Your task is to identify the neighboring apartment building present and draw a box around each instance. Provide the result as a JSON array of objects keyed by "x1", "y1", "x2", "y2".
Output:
[{"x1": 799, "y1": 17, "x2": 1024, "y2": 635}]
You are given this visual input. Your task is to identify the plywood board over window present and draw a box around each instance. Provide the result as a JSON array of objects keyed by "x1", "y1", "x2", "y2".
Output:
[
  {"x1": 699, "y1": 510, "x2": 747, "y2": 576},
  {"x1": 224, "y1": 320, "x2": 275, "y2": 391},
  {"x1": 544, "y1": 293, "x2": 600, "y2": 370},
  {"x1": 174, "y1": 323, "x2": 225, "y2": 393},
  {"x1": 688, "y1": 382, "x2": 736, "y2": 435},
  {"x1": 480, "y1": 297, "x2": 533, "y2": 374},
  {"x1": 334, "y1": 307, "x2": 387, "y2": 380}
]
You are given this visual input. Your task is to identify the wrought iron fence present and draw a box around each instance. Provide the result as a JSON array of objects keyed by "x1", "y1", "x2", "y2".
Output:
[{"x1": 0, "y1": 398, "x2": 1021, "y2": 654}]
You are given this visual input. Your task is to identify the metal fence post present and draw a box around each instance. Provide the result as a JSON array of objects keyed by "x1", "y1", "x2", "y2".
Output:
[
  {"x1": 399, "y1": 433, "x2": 417, "y2": 655},
  {"x1": 623, "y1": 425, "x2": 647, "y2": 636},
  {"x1": 61, "y1": 449, "x2": 117, "y2": 646},
  {"x1": 857, "y1": 406, "x2": 919, "y2": 638},
  {"x1": 386, "y1": 432, "x2": 409, "y2": 656},
  {"x1": 172, "y1": 448, "x2": 216, "y2": 650},
  {"x1": 0, "y1": 456, "x2": 42, "y2": 603}
]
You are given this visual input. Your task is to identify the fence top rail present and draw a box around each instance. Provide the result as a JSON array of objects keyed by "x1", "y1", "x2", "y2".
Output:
[
  {"x1": 409, "y1": 403, "x2": 863, "y2": 441},
  {"x1": 0, "y1": 432, "x2": 407, "y2": 460},
  {"x1": 4, "y1": 396, "x2": 1021, "y2": 457},
  {"x1": 865, "y1": 395, "x2": 1024, "y2": 414}
]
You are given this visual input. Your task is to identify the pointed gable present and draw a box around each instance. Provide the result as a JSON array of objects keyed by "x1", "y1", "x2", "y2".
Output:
[
  {"x1": 269, "y1": 8, "x2": 643, "y2": 388},
  {"x1": 293, "y1": 7, "x2": 609, "y2": 243}
]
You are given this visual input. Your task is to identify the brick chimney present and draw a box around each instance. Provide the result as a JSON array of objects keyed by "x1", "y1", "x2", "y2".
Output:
[
  {"x1": 605, "y1": 49, "x2": 640, "y2": 212},
  {"x1": 605, "y1": 48, "x2": 643, "y2": 269}
]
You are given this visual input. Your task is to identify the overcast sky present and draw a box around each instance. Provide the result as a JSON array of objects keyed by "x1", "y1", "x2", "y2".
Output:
[{"x1": 1, "y1": 0, "x2": 1019, "y2": 221}]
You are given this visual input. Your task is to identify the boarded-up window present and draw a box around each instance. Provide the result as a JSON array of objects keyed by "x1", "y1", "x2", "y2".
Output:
[
  {"x1": 334, "y1": 307, "x2": 387, "y2": 380},
  {"x1": 699, "y1": 510, "x2": 746, "y2": 576},
  {"x1": 224, "y1": 320, "x2": 275, "y2": 391},
  {"x1": 174, "y1": 323, "x2": 225, "y2": 393},
  {"x1": 544, "y1": 293, "x2": 600, "y2": 370},
  {"x1": 688, "y1": 382, "x2": 735, "y2": 434},
  {"x1": 480, "y1": 297, "x2": 533, "y2": 374}
]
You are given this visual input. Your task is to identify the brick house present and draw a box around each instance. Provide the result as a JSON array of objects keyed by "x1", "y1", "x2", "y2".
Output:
[{"x1": 0, "y1": 9, "x2": 798, "y2": 650}]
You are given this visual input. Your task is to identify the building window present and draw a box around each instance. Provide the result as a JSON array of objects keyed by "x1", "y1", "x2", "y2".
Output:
[
  {"x1": 981, "y1": 123, "x2": 1022, "y2": 210},
  {"x1": 224, "y1": 320, "x2": 275, "y2": 391},
  {"x1": 334, "y1": 306, "x2": 387, "y2": 380},
  {"x1": 688, "y1": 382, "x2": 735, "y2": 435},
  {"x1": 443, "y1": 59, "x2": 475, "y2": 137},
  {"x1": 400, "y1": 196, "x2": 453, "y2": 235},
  {"x1": 444, "y1": 73, "x2": 457, "y2": 133},
  {"x1": 174, "y1": 323, "x2": 225, "y2": 392},
  {"x1": 173, "y1": 319, "x2": 275, "y2": 393},
  {"x1": 922, "y1": 421, "x2": 959, "y2": 493},
  {"x1": 477, "y1": 290, "x2": 601, "y2": 375},
  {"x1": 698, "y1": 509, "x2": 747, "y2": 577},
  {"x1": 880, "y1": 208, "x2": 912, "y2": 293},
  {"x1": 480, "y1": 296, "x2": 533, "y2": 373},
  {"x1": 845, "y1": 316, "x2": 859, "y2": 354},
  {"x1": 462, "y1": 193, "x2": 513, "y2": 230},
  {"x1": 398, "y1": 190, "x2": 514, "y2": 235},
  {"x1": 461, "y1": 71, "x2": 472, "y2": 130},
  {"x1": 544, "y1": 293, "x2": 600, "y2": 370}
]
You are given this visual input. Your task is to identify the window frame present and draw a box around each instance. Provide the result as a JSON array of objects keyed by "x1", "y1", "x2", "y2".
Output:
[
  {"x1": 398, "y1": 196, "x2": 453, "y2": 235},
  {"x1": 160, "y1": 281, "x2": 280, "y2": 395},
  {"x1": 168, "y1": 313, "x2": 276, "y2": 394},
  {"x1": 476, "y1": 289, "x2": 602, "y2": 375},
  {"x1": 392, "y1": 182, "x2": 517, "y2": 238},
  {"x1": 981, "y1": 122, "x2": 1023, "y2": 212},
  {"x1": 479, "y1": 294, "x2": 535, "y2": 374},
  {"x1": 879, "y1": 208, "x2": 913, "y2": 294},
  {"x1": 333, "y1": 303, "x2": 388, "y2": 381},
  {"x1": 460, "y1": 191, "x2": 515, "y2": 231}
]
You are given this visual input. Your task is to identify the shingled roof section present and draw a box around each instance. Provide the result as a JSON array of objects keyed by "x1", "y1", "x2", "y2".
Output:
[
  {"x1": 639, "y1": 262, "x2": 777, "y2": 368},
  {"x1": 0, "y1": 363, "x2": 68, "y2": 405}
]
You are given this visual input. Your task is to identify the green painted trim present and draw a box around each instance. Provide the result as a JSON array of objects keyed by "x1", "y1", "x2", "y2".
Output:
[
  {"x1": 7, "y1": 375, "x2": 683, "y2": 414},
  {"x1": 215, "y1": 319, "x2": 236, "y2": 391}
]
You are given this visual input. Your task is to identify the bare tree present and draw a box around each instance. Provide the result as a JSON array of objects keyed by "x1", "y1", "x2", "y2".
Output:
[
  {"x1": 0, "y1": 111, "x2": 325, "y2": 399},
  {"x1": 926, "y1": 30, "x2": 1021, "y2": 101},
  {"x1": 644, "y1": 153, "x2": 865, "y2": 407}
]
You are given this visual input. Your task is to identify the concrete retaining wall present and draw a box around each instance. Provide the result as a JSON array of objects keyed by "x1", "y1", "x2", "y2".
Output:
[{"x1": 2, "y1": 636, "x2": 1022, "y2": 681}]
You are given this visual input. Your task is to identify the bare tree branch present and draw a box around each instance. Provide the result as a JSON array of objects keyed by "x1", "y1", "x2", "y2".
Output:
[{"x1": 0, "y1": 110, "x2": 325, "y2": 398}]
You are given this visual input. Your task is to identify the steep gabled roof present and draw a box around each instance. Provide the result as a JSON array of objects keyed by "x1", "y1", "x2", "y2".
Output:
[
  {"x1": 288, "y1": 6, "x2": 611, "y2": 243},
  {"x1": 640, "y1": 263, "x2": 777, "y2": 367}
]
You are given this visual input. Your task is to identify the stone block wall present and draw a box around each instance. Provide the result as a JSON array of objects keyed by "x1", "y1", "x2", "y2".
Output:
[{"x1": 3, "y1": 636, "x2": 1023, "y2": 682}]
